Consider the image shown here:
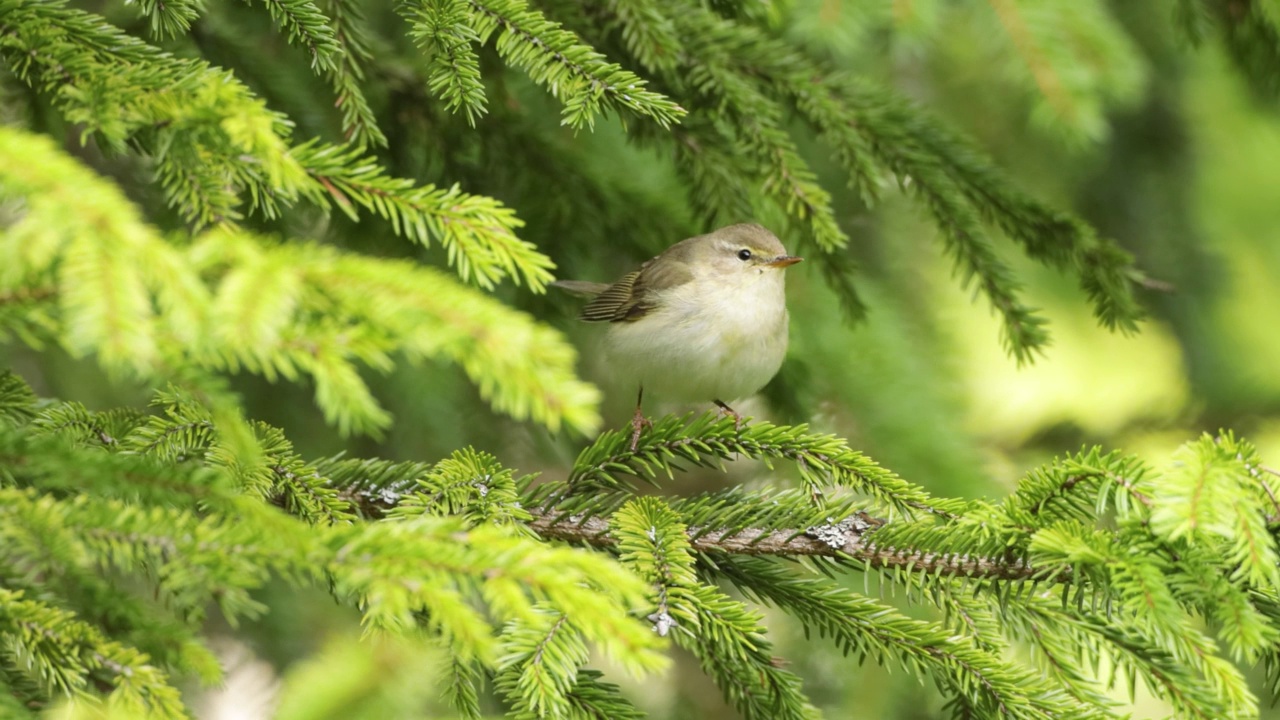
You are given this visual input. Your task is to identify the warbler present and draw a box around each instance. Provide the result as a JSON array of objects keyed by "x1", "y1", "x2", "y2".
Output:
[{"x1": 554, "y1": 223, "x2": 802, "y2": 449}]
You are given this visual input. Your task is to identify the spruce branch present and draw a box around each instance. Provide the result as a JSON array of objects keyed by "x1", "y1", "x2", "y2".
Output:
[
  {"x1": 984, "y1": 0, "x2": 1145, "y2": 143},
  {"x1": 327, "y1": 516, "x2": 667, "y2": 672},
  {"x1": 384, "y1": 447, "x2": 534, "y2": 529},
  {"x1": 443, "y1": 657, "x2": 484, "y2": 720},
  {"x1": 462, "y1": 0, "x2": 686, "y2": 128},
  {"x1": 1178, "y1": 549, "x2": 1279, "y2": 663},
  {"x1": 402, "y1": 0, "x2": 489, "y2": 125},
  {"x1": 0, "y1": 491, "x2": 222, "y2": 681},
  {"x1": 657, "y1": 6, "x2": 848, "y2": 253},
  {"x1": 0, "y1": 1, "x2": 309, "y2": 227},
  {"x1": 133, "y1": 0, "x2": 203, "y2": 39},
  {"x1": 248, "y1": 0, "x2": 343, "y2": 73},
  {"x1": 286, "y1": 419, "x2": 1280, "y2": 628},
  {"x1": 332, "y1": 473, "x2": 1054, "y2": 582},
  {"x1": 562, "y1": 412, "x2": 954, "y2": 519},
  {"x1": 992, "y1": 597, "x2": 1250, "y2": 719},
  {"x1": 0, "y1": 489, "x2": 320, "y2": 623},
  {"x1": 1069, "y1": 607, "x2": 1256, "y2": 719},
  {"x1": 712, "y1": 557, "x2": 1110, "y2": 719},
  {"x1": 0, "y1": 127, "x2": 185, "y2": 373},
  {"x1": 721, "y1": 18, "x2": 1138, "y2": 302},
  {"x1": 1006, "y1": 447, "x2": 1155, "y2": 524},
  {"x1": 117, "y1": 391, "x2": 358, "y2": 523},
  {"x1": 562, "y1": 669, "x2": 646, "y2": 720},
  {"x1": 9, "y1": 366, "x2": 1280, "y2": 717},
  {"x1": 494, "y1": 608, "x2": 588, "y2": 718},
  {"x1": 610, "y1": 498, "x2": 818, "y2": 720},
  {"x1": 528, "y1": 508, "x2": 1057, "y2": 582},
  {"x1": 0, "y1": 589, "x2": 187, "y2": 718},
  {"x1": 3, "y1": 422, "x2": 231, "y2": 510},
  {"x1": 0, "y1": 370, "x2": 38, "y2": 427},
  {"x1": 605, "y1": 0, "x2": 682, "y2": 73},
  {"x1": 1150, "y1": 433, "x2": 1280, "y2": 592},
  {"x1": 293, "y1": 141, "x2": 554, "y2": 291},
  {"x1": 289, "y1": 241, "x2": 600, "y2": 434},
  {"x1": 1177, "y1": 0, "x2": 1280, "y2": 99},
  {"x1": 320, "y1": 0, "x2": 387, "y2": 147},
  {"x1": 0, "y1": 130, "x2": 598, "y2": 436},
  {"x1": 2, "y1": 377, "x2": 665, "y2": 716}
]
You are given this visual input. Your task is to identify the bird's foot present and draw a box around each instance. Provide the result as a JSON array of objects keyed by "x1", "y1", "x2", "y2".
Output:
[
  {"x1": 713, "y1": 399, "x2": 743, "y2": 431},
  {"x1": 629, "y1": 406, "x2": 653, "y2": 452}
]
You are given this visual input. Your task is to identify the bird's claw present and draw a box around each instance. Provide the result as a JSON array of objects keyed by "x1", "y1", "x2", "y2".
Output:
[
  {"x1": 713, "y1": 399, "x2": 743, "y2": 431},
  {"x1": 629, "y1": 407, "x2": 652, "y2": 452}
]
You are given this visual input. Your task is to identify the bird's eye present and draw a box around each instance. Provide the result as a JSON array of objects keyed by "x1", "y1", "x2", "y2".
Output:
[{"x1": 737, "y1": 248, "x2": 752, "y2": 261}]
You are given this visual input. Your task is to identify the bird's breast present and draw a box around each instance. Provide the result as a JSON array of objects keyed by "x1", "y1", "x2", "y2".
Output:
[
  {"x1": 669, "y1": 273, "x2": 788, "y2": 339},
  {"x1": 605, "y1": 274, "x2": 790, "y2": 403}
]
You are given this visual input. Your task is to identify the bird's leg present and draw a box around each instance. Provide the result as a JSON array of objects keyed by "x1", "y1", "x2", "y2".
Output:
[
  {"x1": 713, "y1": 399, "x2": 743, "y2": 431},
  {"x1": 629, "y1": 385, "x2": 652, "y2": 452}
]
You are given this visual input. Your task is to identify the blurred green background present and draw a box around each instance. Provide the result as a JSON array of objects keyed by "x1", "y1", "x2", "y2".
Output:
[{"x1": 8, "y1": 0, "x2": 1280, "y2": 717}]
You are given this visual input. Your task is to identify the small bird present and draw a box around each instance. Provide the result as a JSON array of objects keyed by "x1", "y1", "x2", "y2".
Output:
[{"x1": 554, "y1": 223, "x2": 802, "y2": 449}]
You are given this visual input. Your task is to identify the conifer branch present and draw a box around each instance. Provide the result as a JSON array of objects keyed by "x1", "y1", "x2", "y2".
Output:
[
  {"x1": 0, "y1": 129, "x2": 598, "y2": 435},
  {"x1": 443, "y1": 658, "x2": 484, "y2": 720},
  {"x1": 605, "y1": 0, "x2": 681, "y2": 73},
  {"x1": 1177, "y1": 0, "x2": 1280, "y2": 99},
  {"x1": 402, "y1": 0, "x2": 489, "y2": 125},
  {"x1": 334, "y1": 476, "x2": 1055, "y2": 582},
  {"x1": 561, "y1": 412, "x2": 956, "y2": 518},
  {"x1": 562, "y1": 669, "x2": 646, "y2": 720},
  {"x1": 320, "y1": 0, "x2": 387, "y2": 147},
  {"x1": 6, "y1": 365, "x2": 1280, "y2": 718},
  {"x1": 982, "y1": 0, "x2": 1145, "y2": 142},
  {"x1": 293, "y1": 142, "x2": 554, "y2": 291},
  {"x1": 250, "y1": 0, "x2": 343, "y2": 72},
  {"x1": 0, "y1": 371, "x2": 38, "y2": 426},
  {"x1": 3, "y1": 8, "x2": 551, "y2": 287},
  {"x1": 633, "y1": 5, "x2": 848, "y2": 254},
  {"x1": 803, "y1": 73, "x2": 1112, "y2": 350},
  {"x1": 494, "y1": 609, "x2": 589, "y2": 718},
  {"x1": 529, "y1": 509, "x2": 1059, "y2": 582},
  {"x1": 133, "y1": 0, "x2": 202, "y2": 39},
  {"x1": 610, "y1": 498, "x2": 818, "y2": 719},
  {"x1": 0, "y1": 589, "x2": 188, "y2": 717},
  {"x1": 713, "y1": 557, "x2": 1108, "y2": 719},
  {"x1": 447, "y1": 0, "x2": 686, "y2": 128},
  {"x1": 3, "y1": 385, "x2": 667, "y2": 714},
  {"x1": 987, "y1": 0, "x2": 1076, "y2": 124},
  {"x1": 0, "y1": 0, "x2": 308, "y2": 226}
]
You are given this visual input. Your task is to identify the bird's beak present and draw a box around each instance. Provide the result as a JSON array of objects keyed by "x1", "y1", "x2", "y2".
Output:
[{"x1": 766, "y1": 255, "x2": 803, "y2": 268}]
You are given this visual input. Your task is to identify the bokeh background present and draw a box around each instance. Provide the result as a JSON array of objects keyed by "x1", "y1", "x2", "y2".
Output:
[{"x1": 6, "y1": 0, "x2": 1280, "y2": 717}]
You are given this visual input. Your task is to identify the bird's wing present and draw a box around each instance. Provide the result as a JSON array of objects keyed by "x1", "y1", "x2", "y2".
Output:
[
  {"x1": 579, "y1": 271, "x2": 642, "y2": 322},
  {"x1": 578, "y1": 257, "x2": 693, "y2": 323}
]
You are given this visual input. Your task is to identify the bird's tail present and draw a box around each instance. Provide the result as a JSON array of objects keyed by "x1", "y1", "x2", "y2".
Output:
[{"x1": 549, "y1": 280, "x2": 610, "y2": 297}]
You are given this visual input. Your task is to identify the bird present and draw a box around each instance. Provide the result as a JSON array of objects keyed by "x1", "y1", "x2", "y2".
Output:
[{"x1": 553, "y1": 223, "x2": 802, "y2": 450}]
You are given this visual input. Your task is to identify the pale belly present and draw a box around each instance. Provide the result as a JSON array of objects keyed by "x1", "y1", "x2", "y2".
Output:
[{"x1": 603, "y1": 280, "x2": 790, "y2": 404}]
